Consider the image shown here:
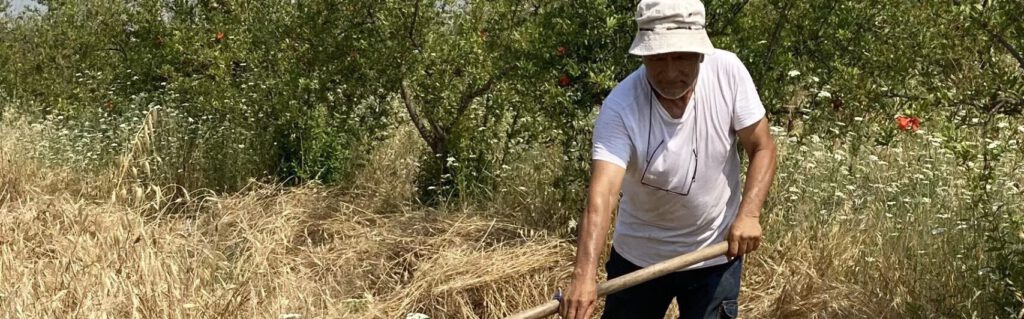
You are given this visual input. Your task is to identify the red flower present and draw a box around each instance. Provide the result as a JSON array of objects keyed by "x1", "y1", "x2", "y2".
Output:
[
  {"x1": 558, "y1": 74, "x2": 571, "y2": 87},
  {"x1": 215, "y1": 31, "x2": 225, "y2": 42},
  {"x1": 478, "y1": 28, "x2": 488, "y2": 41},
  {"x1": 104, "y1": 100, "x2": 114, "y2": 111},
  {"x1": 896, "y1": 116, "x2": 920, "y2": 132},
  {"x1": 556, "y1": 46, "x2": 567, "y2": 56}
]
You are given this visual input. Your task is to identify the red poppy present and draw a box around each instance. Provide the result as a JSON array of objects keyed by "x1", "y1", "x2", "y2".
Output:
[
  {"x1": 896, "y1": 116, "x2": 920, "y2": 132},
  {"x1": 558, "y1": 74, "x2": 571, "y2": 87},
  {"x1": 215, "y1": 31, "x2": 225, "y2": 42},
  {"x1": 556, "y1": 46, "x2": 567, "y2": 56}
]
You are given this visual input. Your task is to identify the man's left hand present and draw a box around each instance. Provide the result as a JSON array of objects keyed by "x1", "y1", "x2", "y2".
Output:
[{"x1": 726, "y1": 214, "x2": 762, "y2": 258}]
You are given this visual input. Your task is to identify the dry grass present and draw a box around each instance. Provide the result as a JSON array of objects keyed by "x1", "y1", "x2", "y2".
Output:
[
  {"x1": 0, "y1": 180, "x2": 576, "y2": 318},
  {"x1": 0, "y1": 123, "x2": 577, "y2": 318},
  {"x1": 2, "y1": 119, "x2": 1021, "y2": 318}
]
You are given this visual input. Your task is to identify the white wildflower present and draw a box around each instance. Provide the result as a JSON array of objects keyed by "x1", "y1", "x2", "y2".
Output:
[
  {"x1": 817, "y1": 91, "x2": 832, "y2": 99},
  {"x1": 787, "y1": 70, "x2": 801, "y2": 77},
  {"x1": 406, "y1": 313, "x2": 429, "y2": 319}
]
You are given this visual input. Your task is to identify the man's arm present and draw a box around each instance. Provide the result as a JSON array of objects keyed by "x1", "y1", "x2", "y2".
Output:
[
  {"x1": 560, "y1": 160, "x2": 625, "y2": 319},
  {"x1": 729, "y1": 117, "x2": 777, "y2": 258},
  {"x1": 574, "y1": 160, "x2": 626, "y2": 282}
]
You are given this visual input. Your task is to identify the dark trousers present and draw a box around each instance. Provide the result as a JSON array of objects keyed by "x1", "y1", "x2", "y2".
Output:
[{"x1": 601, "y1": 247, "x2": 742, "y2": 319}]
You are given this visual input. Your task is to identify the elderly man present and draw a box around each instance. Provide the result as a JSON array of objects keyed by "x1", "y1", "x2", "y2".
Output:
[{"x1": 558, "y1": 0, "x2": 777, "y2": 318}]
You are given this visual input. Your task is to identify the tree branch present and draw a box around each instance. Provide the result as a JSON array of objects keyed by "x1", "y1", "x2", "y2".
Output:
[
  {"x1": 400, "y1": 79, "x2": 439, "y2": 152},
  {"x1": 758, "y1": 2, "x2": 792, "y2": 89},
  {"x1": 708, "y1": 0, "x2": 751, "y2": 36},
  {"x1": 407, "y1": 0, "x2": 423, "y2": 52},
  {"x1": 983, "y1": 25, "x2": 1024, "y2": 71},
  {"x1": 448, "y1": 66, "x2": 515, "y2": 131},
  {"x1": 970, "y1": 15, "x2": 1024, "y2": 71}
]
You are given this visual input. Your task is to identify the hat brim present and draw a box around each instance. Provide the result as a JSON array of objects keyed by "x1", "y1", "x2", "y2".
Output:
[{"x1": 629, "y1": 29, "x2": 714, "y2": 56}]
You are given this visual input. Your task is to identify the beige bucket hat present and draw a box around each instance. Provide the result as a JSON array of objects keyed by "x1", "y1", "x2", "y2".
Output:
[{"x1": 629, "y1": 0, "x2": 715, "y2": 56}]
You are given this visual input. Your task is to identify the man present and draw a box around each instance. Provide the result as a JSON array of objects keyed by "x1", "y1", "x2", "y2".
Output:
[{"x1": 558, "y1": 0, "x2": 777, "y2": 318}]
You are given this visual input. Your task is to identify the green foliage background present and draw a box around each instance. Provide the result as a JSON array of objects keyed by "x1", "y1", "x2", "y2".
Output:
[{"x1": 1, "y1": 0, "x2": 1022, "y2": 316}]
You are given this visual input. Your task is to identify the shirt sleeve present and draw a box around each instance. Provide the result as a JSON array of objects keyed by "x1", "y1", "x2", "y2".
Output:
[
  {"x1": 591, "y1": 99, "x2": 631, "y2": 169},
  {"x1": 729, "y1": 56, "x2": 767, "y2": 131}
]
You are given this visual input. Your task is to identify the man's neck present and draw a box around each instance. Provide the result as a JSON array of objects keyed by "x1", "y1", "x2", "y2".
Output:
[{"x1": 654, "y1": 88, "x2": 694, "y2": 119}]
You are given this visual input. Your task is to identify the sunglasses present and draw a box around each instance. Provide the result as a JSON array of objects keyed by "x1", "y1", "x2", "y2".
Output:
[{"x1": 640, "y1": 87, "x2": 699, "y2": 196}]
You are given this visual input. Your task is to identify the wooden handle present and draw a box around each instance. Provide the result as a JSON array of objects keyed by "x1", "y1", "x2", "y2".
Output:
[{"x1": 504, "y1": 242, "x2": 729, "y2": 319}]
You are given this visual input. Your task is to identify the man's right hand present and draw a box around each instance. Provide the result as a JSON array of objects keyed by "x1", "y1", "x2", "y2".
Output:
[
  {"x1": 559, "y1": 275, "x2": 598, "y2": 319},
  {"x1": 560, "y1": 160, "x2": 625, "y2": 318}
]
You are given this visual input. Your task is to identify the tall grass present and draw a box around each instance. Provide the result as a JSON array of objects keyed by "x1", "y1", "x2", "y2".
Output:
[
  {"x1": 1, "y1": 112, "x2": 1023, "y2": 318},
  {"x1": 743, "y1": 126, "x2": 1023, "y2": 318}
]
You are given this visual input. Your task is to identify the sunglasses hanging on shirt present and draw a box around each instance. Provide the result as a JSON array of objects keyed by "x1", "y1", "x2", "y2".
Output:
[{"x1": 641, "y1": 86, "x2": 699, "y2": 196}]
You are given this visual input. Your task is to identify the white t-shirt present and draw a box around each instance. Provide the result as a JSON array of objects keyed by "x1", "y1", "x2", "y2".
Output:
[{"x1": 591, "y1": 49, "x2": 766, "y2": 270}]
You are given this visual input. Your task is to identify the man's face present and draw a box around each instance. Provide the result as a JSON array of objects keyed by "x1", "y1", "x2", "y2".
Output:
[{"x1": 642, "y1": 52, "x2": 703, "y2": 99}]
